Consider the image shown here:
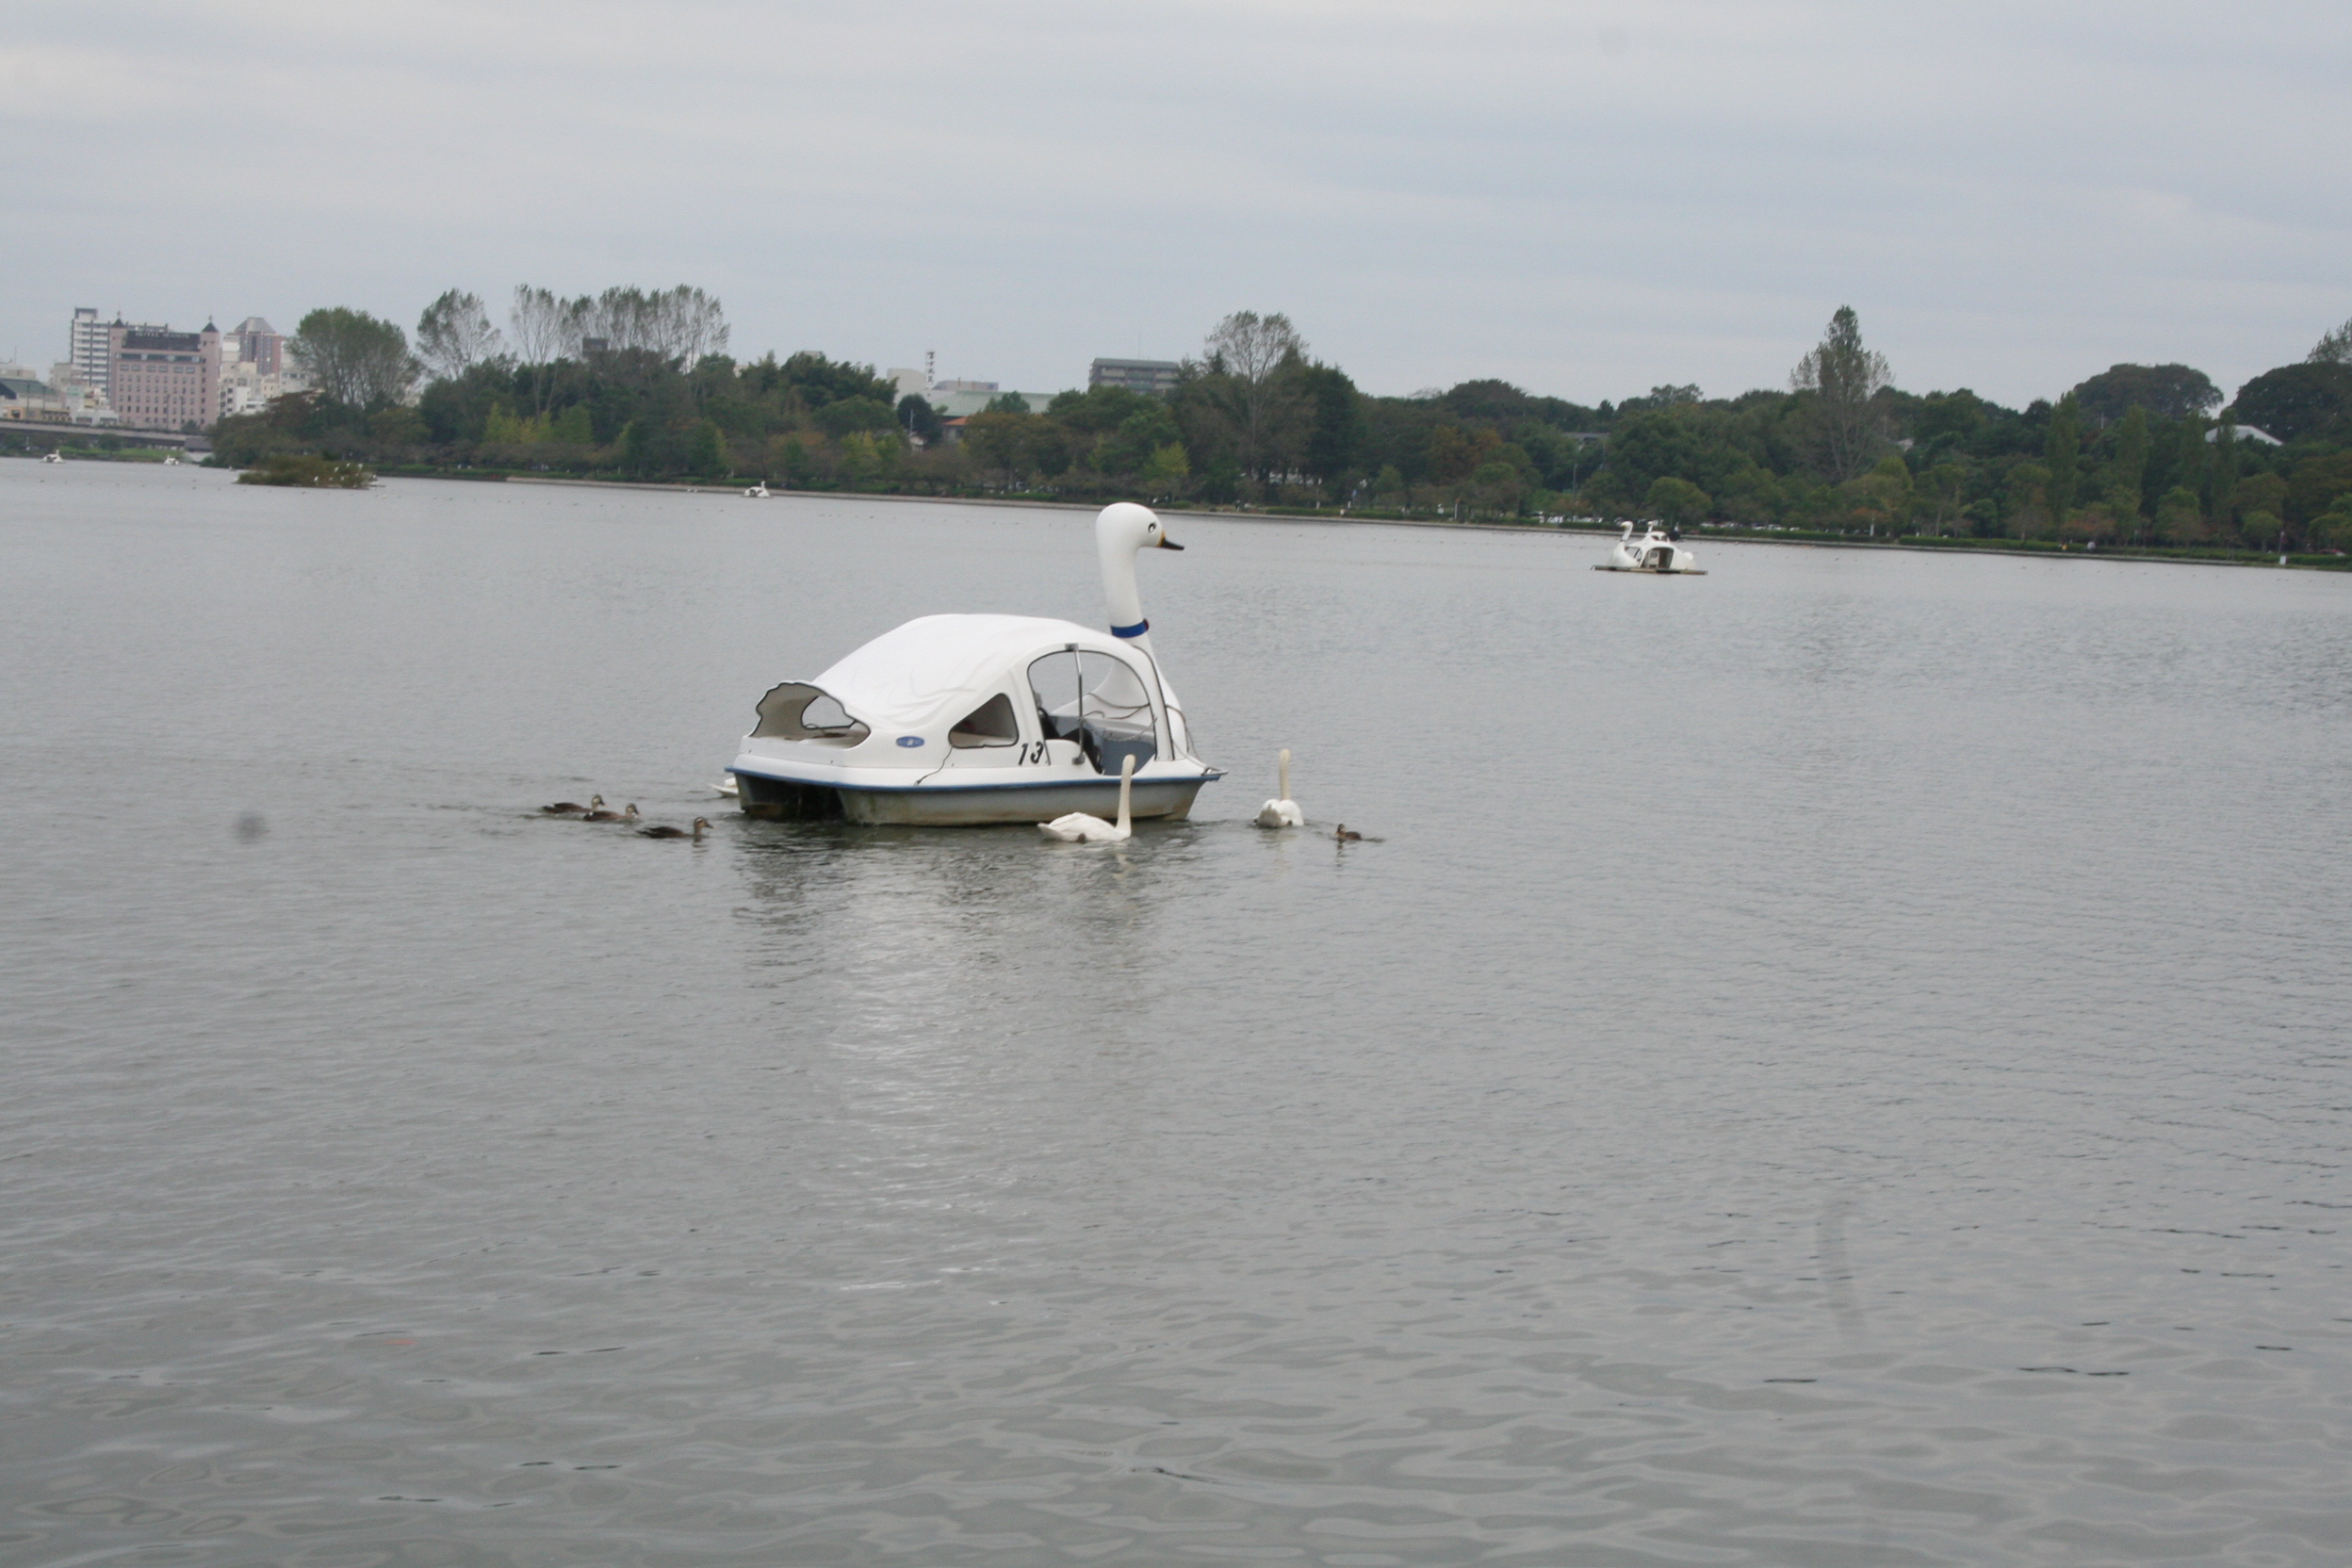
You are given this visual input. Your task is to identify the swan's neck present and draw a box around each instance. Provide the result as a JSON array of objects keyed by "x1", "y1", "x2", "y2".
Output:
[
  {"x1": 1278, "y1": 749, "x2": 1291, "y2": 802},
  {"x1": 1098, "y1": 536, "x2": 1152, "y2": 655},
  {"x1": 1115, "y1": 757, "x2": 1134, "y2": 833}
]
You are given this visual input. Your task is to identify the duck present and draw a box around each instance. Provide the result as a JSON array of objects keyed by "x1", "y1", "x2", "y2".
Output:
[
  {"x1": 541, "y1": 792, "x2": 600, "y2": 815},
  {"x1": 1039, "y1": 753, "x2": 1135, "y2": 843},
  {"x1": 582, "y1": 802, "x2": 639, "y2": 823},
  {"x1": 640, "y1": 816, "x2": 711, "y2": 841},
  {"x1": 1332, "y1": 824, "x2": 1363, "y2": 842},
  {"x1": 1254, "y1": 749, "x2": 1304, "y2": 829}
]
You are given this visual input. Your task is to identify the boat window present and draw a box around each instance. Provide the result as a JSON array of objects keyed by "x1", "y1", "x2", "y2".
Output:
[
  {"x1": 949, "y1": 693, "x2": 1020, "y2": 748},
  {"x1": 751, "y1": 681, "x2": 871, "y2": 744},
  {"x1": 1026, "y1": 650, "x2": 1157, "y2": 775}
]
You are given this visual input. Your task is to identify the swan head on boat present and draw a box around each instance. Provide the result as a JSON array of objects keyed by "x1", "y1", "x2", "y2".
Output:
[{"x1": 1096, "y1": 502, "x2": 1182, "y2": 656}]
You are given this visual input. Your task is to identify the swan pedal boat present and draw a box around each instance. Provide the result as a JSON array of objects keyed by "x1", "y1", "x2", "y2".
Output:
[
  {"x1": 729, "y1": 503, "x2": 1222, "y2": 826},
  {"x1": 1596, "y1": 521, "x2": 1705, "y2": 574}
]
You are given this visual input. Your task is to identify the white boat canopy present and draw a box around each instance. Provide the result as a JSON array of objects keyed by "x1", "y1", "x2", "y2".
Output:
[
  {"x1": 731, "y1": 503, "x2": 1216, "y2": 824},
  {"x1": 751, "y1": 612, "x2": 1194, "y2": 760}
]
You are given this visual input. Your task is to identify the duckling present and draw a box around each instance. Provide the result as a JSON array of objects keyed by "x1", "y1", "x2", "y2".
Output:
[
  {"x1": 541, "y1": 792, "x2": 600, "y2": 815},
  {"x1": 639, "y1": 817, "x2": 711, "y2": 841},
  {"x1": 582, "y1": 802, "x2": 639, "y2": 823},
  {"x1": 1332, "y1": 824, "x2": 1363, "y2": 842}
]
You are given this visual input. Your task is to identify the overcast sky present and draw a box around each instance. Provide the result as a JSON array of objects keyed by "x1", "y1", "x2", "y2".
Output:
[{"x1": 6, "y1": 1, "x2": 2347, "y2": 407}]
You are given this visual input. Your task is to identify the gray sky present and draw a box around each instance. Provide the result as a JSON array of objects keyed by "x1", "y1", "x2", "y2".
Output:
[{"x1": 7, "y1": 1, "x2": 2347, "y2": 408}]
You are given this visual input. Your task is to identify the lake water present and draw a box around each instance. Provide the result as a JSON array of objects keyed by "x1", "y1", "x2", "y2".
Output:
[{"x1": 5, "y1": 460, "x2": 2349, "y2": 1567}]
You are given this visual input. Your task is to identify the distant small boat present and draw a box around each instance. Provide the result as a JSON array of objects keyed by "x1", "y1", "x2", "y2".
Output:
[
  {"x1": 162, "y1": 455, "x2": 182, "y2": 466},
  {"x1": 1597, "y1": 521, "x2": 1704, "y2": 574}
]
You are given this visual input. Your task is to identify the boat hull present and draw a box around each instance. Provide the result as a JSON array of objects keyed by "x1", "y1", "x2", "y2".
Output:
[{"x1": 731, "y1": 766, "x2": 1213, "y2": 826}]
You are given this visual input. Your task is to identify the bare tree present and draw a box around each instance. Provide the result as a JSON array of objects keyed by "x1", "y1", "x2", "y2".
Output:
[
  {"x1": 1190, "y1": 310, "x2": 1309, "y2": 482},
  {"x1": 415, "y1": 290, "x2": 505, "y2": 382},
  {"x1": 573, "y1": 286, "x2": 730, "y2": 367},
  {"x1": 1790, "y1": 305, "x2": 1892, "y2": 482},
  {"x1": 507, "y1": 286, "x2": 583, "y2": 367}
]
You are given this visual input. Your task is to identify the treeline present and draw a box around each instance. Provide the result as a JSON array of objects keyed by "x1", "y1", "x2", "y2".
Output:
[{"x1": 213, "y1": 289, "x2": 2352, "y2": 553}]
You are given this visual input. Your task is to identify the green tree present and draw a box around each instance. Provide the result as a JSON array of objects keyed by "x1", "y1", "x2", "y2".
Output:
[
  {"x1": 2211, "y1": 416, "x2": 2241, "y2": 534},
  {"x1": 897, "y1": 395, "x2": 941, "y2": 442},
  {"x1": 684, "y1": 418, "x2": 727, "y2": 477},
  {"x1": 1646, "y1": 475, "x2": 1711, "y2": 526},
  {"x1": 1844, "y1": 454, "x2": 1913, "y2": 533},
  {"x1": 1924, "y1": 462, "x2": 1966, "y2": 533},
  {"x1": 963, "y1": 411, "x2": 1031, "y2": 486},
  {"x1": 2154, "y1": 485, "x2": 2205, "y2": 544},
  {"x1": 2005, "y1": 460, "x2": 2052, "y2": 538},
  {"x1": 290, "y1": 307, "x2": 416, "y2": 407},
  {"x1": 1099, "y1": 407, "x2": 1183, "y2": 475},
  {"x1": 2108, "y1": 404, "x2": 2150, "y2": 540},
  {"x1": 815, "y1": 397, "x2": 898, "y2": 437},
  {"x1": 2287, "y1": 451, "x2": 2352, "y2": 525},
  {"x1": 1299, "y1": 363, "x2": 1365, "y2": 493},
  {"x1": 550, "y1": 404, "x2": 594, "y2": 445},
  {"x1": 482, "y1": 404, "x2": 545, "y2": 444},
  {"x1": 838, "y1": 431, "x2": 882, "y2": 488},
  {"x1": 2044, "y1": 395, "x2": 2082, "y2": 530},
  {"x1": 2307, "y1": 495, "x2": 2352, "y2": 551},
  {"x1": 1789, "y1": 304, "x2": 1891, "y2": 482},
  {"x1": 2068, "y1": 364, "x2": 2220, "y2": 425},
  {"x1": 769, "y1": 434, "x2": 819, "y2": 487},
  {"x1": 1140, "y1": 443, "x2": 1190, "y2": 491},
  {"x1": 2235, "y1": 473, "x2": 2288, "y2": 548},
  {"x1": 2229, "y1": 362, "x2": 2352, "y2": 442}
]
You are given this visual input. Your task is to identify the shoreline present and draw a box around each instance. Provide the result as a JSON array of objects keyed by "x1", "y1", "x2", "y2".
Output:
[{"x1": 487, "y1": 473, "x2": 2346, "y2": 571}]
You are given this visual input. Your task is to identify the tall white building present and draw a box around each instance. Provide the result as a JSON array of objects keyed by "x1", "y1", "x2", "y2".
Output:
[{"x1": 69, "y1": 308, "x2": 112, "y2": 394}]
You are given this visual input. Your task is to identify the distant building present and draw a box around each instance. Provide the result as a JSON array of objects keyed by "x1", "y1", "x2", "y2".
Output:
[
  {"x1": 0, "y1": 375, "x2": 72, "y2": 423},
  {"x1": 69, "y1": 308, "x2": 112, "y2": 394},
  {"x1": 887, "y1": 367, "x2": 930, "y2": 402},
  {"x1": 2208, "y1": 424, "x2": 2284, "y2": 447},
  {"x1": 107, "y1": 320, "x2": 220, "y2": 431},
  {"x1": 215, "y1": 318, "x2": 303, "y2": 420},
  {"x1": 927, "y1": 388, "x2": 1053, "y2": 420},
  {"x1": 41, "y1": 360, "x2": 117, "y2": 424},
  {"x1": 1089, "y1": 358, "x2": 1181, "y2": 397},
  {"x1": 229, "y1": 317, "x2": 285, "y2": 376}
]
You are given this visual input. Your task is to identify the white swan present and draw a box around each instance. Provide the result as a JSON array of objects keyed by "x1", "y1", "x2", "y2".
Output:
[
  {"x1": 1255, "y1": 748, "x2": 1303, "y2": 828},
  {"x1": 1039, "y1": 753, "x2": 1135, "y2": 843}
]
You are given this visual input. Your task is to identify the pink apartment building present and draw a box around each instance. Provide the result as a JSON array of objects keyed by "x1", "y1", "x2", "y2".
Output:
[{"x1": 106, "y1": 319, "x2": 220, "y2": 431}]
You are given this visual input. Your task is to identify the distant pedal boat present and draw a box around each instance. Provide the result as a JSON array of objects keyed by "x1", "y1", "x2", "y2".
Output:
[
  {"x1": 1596, "y1": 520, "x2": 1705, "y2": 574},
  {"x1": 728, "y1": 504, "x2": 1221, "y2": 826}
]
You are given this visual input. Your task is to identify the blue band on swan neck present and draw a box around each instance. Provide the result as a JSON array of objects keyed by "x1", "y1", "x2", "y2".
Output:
[{"x1": 1110, "y1": 619, "x2": 1148, "y2": 639}]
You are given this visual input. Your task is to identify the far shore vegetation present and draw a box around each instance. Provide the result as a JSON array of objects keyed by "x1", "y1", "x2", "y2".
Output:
[
  {"x1": 234, "y1": 453, "x2": 375, "y2": 488},
  {"x1": 41, "y1": 285, "x2": 2352, "y2": 562}
]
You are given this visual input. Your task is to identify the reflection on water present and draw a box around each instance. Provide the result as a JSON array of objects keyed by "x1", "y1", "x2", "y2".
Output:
[{"x1": 4, "y1": 462, "x2": 2349, "y2": 1565}]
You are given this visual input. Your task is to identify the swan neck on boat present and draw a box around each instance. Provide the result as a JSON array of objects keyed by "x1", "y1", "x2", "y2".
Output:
[{"x1": 1095, "y1": 501, "x2": 1175, "y2": 657}]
